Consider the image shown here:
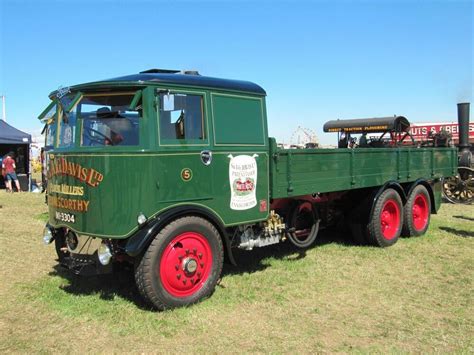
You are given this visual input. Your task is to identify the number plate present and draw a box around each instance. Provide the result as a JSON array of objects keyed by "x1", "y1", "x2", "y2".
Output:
[{"x1": 55, "y1": 211, "x2": 76, "y2": 223}]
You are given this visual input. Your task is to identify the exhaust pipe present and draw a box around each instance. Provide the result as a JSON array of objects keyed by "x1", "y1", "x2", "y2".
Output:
[{"x1": 457, "y1": 102, "x2": 471, "y2": 167}]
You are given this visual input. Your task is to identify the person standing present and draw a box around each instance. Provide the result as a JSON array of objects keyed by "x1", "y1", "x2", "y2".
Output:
[{"x1": 2, "y1": 152, "x2": 21, "y2": 193}]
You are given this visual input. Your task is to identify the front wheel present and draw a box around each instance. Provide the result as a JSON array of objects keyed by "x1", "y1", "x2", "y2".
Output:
[
  {"x1": 54, "y1": 229, "x2": 70, "y2": 265},
  {"x1": 135, "y1": 216, "x2": 224, "y2": 310}
]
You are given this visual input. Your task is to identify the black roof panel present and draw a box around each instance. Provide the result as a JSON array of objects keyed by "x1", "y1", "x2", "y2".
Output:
[{"x1": 69, "y1": 72, "x2": 266, "y2": 96}]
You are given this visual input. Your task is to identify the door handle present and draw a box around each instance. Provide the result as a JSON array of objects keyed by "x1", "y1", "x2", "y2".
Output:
[{"x1": 200, "y1": 150, "x2": 212, "y2": 166}]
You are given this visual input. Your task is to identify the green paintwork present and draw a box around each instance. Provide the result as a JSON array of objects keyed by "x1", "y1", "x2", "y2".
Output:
[
  {"x1": 269, "y1": 138, "x2": 457, "y2": 200},
  {"x1": 212, "y1": 93, "x2": 266, "y2": 145},
  {"x1": 41, "y1": 75, "x2": 457, "y2": 240},
  {"x1": 47, "y1": 151, "x2": 269, "y2": 238}
]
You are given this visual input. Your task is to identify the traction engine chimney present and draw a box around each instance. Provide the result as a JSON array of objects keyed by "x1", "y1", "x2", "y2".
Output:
[
  {"x1": 457, "y1": 102, "x2": 470, "y2": 151},
  {"x1": 457, "y1": 102, "x2": 471, "y2": 167}
]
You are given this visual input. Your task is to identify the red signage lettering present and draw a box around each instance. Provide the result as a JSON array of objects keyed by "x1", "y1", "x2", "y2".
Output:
[{"x1": 409, "y1": 122, "x2": 474, "y2": 141}]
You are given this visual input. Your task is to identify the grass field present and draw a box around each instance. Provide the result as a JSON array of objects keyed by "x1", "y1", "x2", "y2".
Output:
[{"x1": 0, "y1": 192, "x2": 472, "y2": 353}]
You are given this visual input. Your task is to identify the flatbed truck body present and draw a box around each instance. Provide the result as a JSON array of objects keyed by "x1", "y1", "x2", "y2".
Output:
[{"x1": 270, "y1": 140, "x2": 456, "y2": 204}]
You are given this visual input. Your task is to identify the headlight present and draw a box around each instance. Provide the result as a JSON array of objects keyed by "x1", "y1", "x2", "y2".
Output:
[
  {"x1": 66, "y1": 231, "x2": 79, "y2": 252},
  {"x1": 42, "y1": 226, "x2": 54, "y2": 245},
  {"x1": 98, "y1": 242, "x2": 113, "y2": 265},
  {"x1": 137, "y1": 212, "x2": 147, "y2": 225}
]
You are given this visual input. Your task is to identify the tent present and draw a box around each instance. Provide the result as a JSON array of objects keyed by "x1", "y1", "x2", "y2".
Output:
[{"x1": 0, "y1": 120, "x2": 32, "y2": 191}]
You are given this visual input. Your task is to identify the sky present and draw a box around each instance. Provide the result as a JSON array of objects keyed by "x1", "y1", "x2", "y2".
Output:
[{"x1": 0, "y1": 0, "x2": 472, "y2": 145}]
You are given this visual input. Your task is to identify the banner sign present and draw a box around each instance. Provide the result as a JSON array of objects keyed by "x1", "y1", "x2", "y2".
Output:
[{"x1": 409, "y1": 122, "x2": 474, "y2": 141}]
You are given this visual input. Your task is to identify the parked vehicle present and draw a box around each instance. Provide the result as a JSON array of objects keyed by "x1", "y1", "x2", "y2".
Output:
[
  {"x1": 40, "y1": 69, "x2": 457, "y2": 309},
  {"x1": 441, "y1": 103, "x2": 473, "y2": 204}
]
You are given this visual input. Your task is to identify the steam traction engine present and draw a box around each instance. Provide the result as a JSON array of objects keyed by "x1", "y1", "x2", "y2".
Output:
[{"x1": 442, "y1": 103, "x2": 473, "y2": 204}]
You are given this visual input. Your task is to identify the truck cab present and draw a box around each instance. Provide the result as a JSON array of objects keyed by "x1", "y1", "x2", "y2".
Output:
[
  {"x1": 40, "y1": 69, "x2": 272, "y2": 309},
  {"x1": 40, "y1": 69, "x2": 271, "y2": 233}
]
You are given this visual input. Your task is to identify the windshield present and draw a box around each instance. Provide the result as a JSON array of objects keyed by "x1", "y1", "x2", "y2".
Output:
[
  {"x1": 45, "y1": 124, "x2": 56, "y2": 149},
  {"x1": 58, "y1": 94, "x2": 74, "y2": 114},
  {"x1": 54, "y1": 92, "x2": 141, "y2": 148},
  {"x1": 57, "y1": 100, "x2": 77, "y2": 148},
  {"x1": 38, "y1": 101, "x2": 58, "y2": 148},
  {"x1": 79, "y1": 93, "x2": 141, "y2": 146},
  {"x1": 55, "y1": 87, "x2": 78, "y2": 122}
]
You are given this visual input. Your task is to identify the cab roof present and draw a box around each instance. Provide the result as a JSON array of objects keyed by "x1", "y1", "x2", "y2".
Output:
[{"x1": 51, "y1": 69, "x2": 266, "y2": 97}]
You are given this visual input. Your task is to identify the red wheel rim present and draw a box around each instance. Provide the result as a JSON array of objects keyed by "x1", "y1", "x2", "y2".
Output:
[
  {"x1": 380, "y1": 199, "x2": 400, "y2": 240},
  {"x1": 159, "y1": 232, "x2": 212, "y2": 298},
  {"x1": 412, "y1": 193, "x2": 429, "y2": 231}
]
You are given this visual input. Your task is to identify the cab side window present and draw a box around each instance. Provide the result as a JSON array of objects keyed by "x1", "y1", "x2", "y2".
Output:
[
  {"x1": 58, "y1": 107, "x2": 77, "y2": 148},
  {"x1": 158, "y1": 92, "x2": 205, "y2": 141}
]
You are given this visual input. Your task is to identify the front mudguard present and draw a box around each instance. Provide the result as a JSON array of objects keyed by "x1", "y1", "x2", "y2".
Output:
[{"x1": 124, "y1": 205, "x2": 237, "y2": 265}]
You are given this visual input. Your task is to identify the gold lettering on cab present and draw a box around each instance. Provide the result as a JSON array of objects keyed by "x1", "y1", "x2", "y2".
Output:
[
  {"x1": 49, "y1": 196, "x2": 90, "y2": 212},
  {"x1": 47, "y1": 157, "x2": 105, "y2": 214},
  {"x1": 48, "y1": 157, "x2": 104, "y2": 187},
  {"x1": 49, "y1": 183, "x2": 84, "y2": 196}
]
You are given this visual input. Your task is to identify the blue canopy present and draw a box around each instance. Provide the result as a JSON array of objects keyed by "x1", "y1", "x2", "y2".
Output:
[{"x1": 0, "y1": 120, "x2": 31, "y2": 144}]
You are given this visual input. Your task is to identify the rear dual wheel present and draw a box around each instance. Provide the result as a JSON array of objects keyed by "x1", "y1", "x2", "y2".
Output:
[
  {"x1": 366, "y1": 188, "x2": 403, "y2": 247},
  {"x1": 402, "y1": 185, "x2": 431, "y2": 237},
  {"x1": 135, "y1": 216, "x2": 223, "y2": 310},
  {"x1": 353, "y1": 186, "x2": 431, "y2": 246}
]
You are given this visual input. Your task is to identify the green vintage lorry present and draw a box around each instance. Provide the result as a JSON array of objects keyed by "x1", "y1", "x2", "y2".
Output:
[{"x1": 40, "y1": 69, "x2": 457, "y2": 310}]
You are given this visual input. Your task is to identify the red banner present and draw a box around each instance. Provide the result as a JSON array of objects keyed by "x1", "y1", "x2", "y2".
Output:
[{"x1": 409, "y1": 122, "x2": 474, "y2": 142}]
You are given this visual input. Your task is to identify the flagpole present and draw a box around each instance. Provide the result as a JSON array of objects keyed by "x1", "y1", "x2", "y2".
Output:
[{"x1": 0, "y1": 95, "x2": 5, "y2": 122}]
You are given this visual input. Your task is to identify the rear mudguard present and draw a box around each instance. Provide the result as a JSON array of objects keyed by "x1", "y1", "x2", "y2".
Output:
[
  {"x1": 368, "y1": 181, "x2": 407, "y2": 221},
  {"x1": 368, "y1": 179, "x2": 438, "y2": 218},
  {"x1": 124, "y1": 205, "x2": 237, "y2": 265},
  {"x1": 405, "y1": 178, "x2": 439, "y2": 213}
]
